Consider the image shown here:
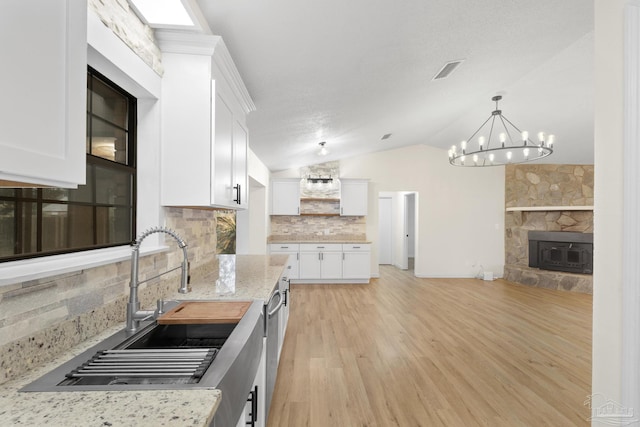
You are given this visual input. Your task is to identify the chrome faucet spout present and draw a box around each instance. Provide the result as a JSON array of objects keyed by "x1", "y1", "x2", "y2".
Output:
[{"x1": 126, "y1": 227, "x2": 191, "y2": 334}]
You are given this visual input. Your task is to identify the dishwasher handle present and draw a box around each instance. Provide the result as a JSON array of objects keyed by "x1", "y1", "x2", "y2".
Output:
[{"x1": 267, "y1": 290, "x2": 283, "y2": 318}]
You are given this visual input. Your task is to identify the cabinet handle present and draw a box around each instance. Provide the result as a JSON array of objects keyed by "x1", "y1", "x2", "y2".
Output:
[
  {"x1": 233, "y1": 183, "x2": 241, "y2": 205},
  {"x1": 281, "y1": 246, "x2": 289, "y2": 249},
  {"x1": 317, "y1": 246, "x2": 325, "y2": 249},
  {"x1": 343, "y1": 253, "x2": 345, "y2": 260},
  {"x1": 341, "y1": 207, "x2": 344, "y2": 215},
  {"x1": 318, "y1": 253, "x2": 321, "y2": 261},
  {"x1": 246, "y1": 385, "x2": 258, "y2": 426},
  {"x1": 353, "y1": 246, "x2": 360, "y2": 249},
  {"x1": 297, "y1": 253, "x2": 299, "y2": 260}
]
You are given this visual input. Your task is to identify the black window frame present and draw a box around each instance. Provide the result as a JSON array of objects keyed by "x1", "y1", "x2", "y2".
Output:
[{"x1": 0, "y1": 67, "x2": 137, "y2": 262}]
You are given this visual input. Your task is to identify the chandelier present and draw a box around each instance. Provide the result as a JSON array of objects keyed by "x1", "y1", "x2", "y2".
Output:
[{"x1": 448, "y1": 95, "x2": 554, "y2": 167}]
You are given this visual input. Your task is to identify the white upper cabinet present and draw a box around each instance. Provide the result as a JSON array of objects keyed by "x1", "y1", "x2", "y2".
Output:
[
  {"x1": 340, "y1": 179, "x2": 368, "y2": 216},
  {"x1": 158, "y1": 32, "x2": 254, "y2": 209},
  {"x1": 0, "y1": 0, "x2": 87, "y2": 187},
  {"x1": 271, "y1": 179, "x2": 301, "y2": 215}
]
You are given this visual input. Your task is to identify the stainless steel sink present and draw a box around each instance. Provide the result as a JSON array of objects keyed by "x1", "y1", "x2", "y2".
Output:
[
  {"x1": 22, "y1": 300, "x2": 265, "y2": 426},
  {"x1": 22, "y1": 302, "x2": 263, "y2": 392},
  {"x1": 54, "y1": 322, "x2": 238, "y2": 387}
]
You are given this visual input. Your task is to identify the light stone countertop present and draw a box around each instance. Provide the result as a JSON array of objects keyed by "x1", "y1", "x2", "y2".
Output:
[
  {"x1": 0, "y1": 254, "x2": 288, "y2": 427},
  {"x1": 268, "y1": 238, "x2": 371, "y2": 244}
]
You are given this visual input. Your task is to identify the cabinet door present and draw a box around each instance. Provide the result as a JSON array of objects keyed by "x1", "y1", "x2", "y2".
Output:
[
  {"x1": 299, "y1": 252, "x2": 321, "y2": 279},
  {"x1": 0, "y1": 0, "x2": 87, "y2": 188},
  {"x1": 237, "y1": 339, "x2": 266, "y2": 427},
  {"x1": 213, "y1": 92, "x2": 234, "y2": 206},
  {"x1": 271, "y1": 180, "x2": 300, "y2": 215},
  {"x1": 285, "y1": 253, "x2": 299, "y2": 280},
  {"x1": 340, "y1": 180, "x2": 368, "y2": 216},
  {"x1": 343, "y1": 252, "x2": 371, "y2": 279},
  {"x1": 232, "y1": 120, "x2": 248, "y2": 208},
  {"x1": 321, "y1": 252, "x2": 343, "y2": 279},
  {"x1": 269, "y1": 244, "x2": 299, "y2": 279}
]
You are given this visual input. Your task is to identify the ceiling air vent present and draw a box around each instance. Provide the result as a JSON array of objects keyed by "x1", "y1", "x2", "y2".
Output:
[
  {"x1": 432, "y1": 60, "x2": 464, "y2": 81},
  {"x1": 381, "y1": 133, "x2": 392, "y2": 140}
]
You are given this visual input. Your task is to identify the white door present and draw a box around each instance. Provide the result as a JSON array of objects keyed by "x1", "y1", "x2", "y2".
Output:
[{"x1": 378, "y1": 197, "x2": 393, "y2": 264}]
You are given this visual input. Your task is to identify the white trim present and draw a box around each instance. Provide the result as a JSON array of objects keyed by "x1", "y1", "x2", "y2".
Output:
[
  {"x1": 212, "y1": 38, "x2": 256, "y2": 114},
  {"x1": 155, "y1": 30, "x2": 219, "y2": 56},
  {"x1": 506, "y1": 205, "x2": 593, "y2": 212},
  {"x1": 414, "y1": 274, "x2": 504, "y2": 280},
  {"x1": 290, "y1": 279, "x2": 370, "y2": 285},
  {"x1": 87, "y1": 10, "x2": 161, "y2": 98},
  {"x1": 155, "y1": 31, "x2": 255, "y2": 114},
  {"x1": 622, "y1": 0, "x2": 640, "y2": 414},
  {"x1": 0, "y1": 245, "x2": 168, "y2": 287}
]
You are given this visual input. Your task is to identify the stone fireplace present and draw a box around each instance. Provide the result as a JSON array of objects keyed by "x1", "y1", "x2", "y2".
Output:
[
  {"x1": 528, "y1": 231, "x2": 593, "y2": 274},
  {"x1": 503, "y1": 165, "x2": 594, "y2": 294}
]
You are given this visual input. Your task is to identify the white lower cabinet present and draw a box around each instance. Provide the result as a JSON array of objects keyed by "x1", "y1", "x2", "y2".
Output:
[
  {"x1": 237, "y1": 337, "x2": 266, "y2": 427},
  {"x1": 342, "y1": 244, "x2": 372, "y2": 280},
  {"x1": 269, "y1": 244, "x2": 299, "y2": 280},
  {"x1": 299, "y1": 244, "x2": 343, "y2": 280},
  {"x1": 272, "y1": 243, "x2": 371, "y2": 283}
]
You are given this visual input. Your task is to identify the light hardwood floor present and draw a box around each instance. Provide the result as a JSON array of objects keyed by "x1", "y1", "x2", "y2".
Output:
[{"x1": 267, "y1": 265, "x2": 592, "y2": 427}]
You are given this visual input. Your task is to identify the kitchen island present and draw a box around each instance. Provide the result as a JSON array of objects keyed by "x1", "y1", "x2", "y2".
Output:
[{"x1": 0, "y1": 254, "x2": 288, "y2": 426}]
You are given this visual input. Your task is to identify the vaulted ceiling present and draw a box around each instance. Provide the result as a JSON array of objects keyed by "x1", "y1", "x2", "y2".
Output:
[{"x1": 195, "y1": 0, "x2": 594, "y2": 172}]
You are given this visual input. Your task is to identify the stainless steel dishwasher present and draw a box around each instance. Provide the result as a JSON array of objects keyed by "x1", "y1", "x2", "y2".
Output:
[{"x1": 264, "y1": 287, "x2": 283, "y2": 422}]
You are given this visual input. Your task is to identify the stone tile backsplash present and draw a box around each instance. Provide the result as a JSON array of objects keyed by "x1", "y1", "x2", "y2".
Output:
[
  {"x1": 270, "y1": 215, "x2": 366, "y2": 239},
  {"x1": 0, "y1": 207, "x2": 220, "y2": 385}
]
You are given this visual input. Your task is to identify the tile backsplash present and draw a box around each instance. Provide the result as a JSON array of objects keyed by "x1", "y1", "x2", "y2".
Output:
[
  {"x1": 0, "y1": 207, "x2": 221, "y2": 385},
  {"x1": 270, "y1": 215, "x2": 366, "y2": 239}
]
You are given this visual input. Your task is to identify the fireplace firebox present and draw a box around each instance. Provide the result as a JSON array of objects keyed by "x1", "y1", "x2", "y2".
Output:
[{"x1": 528, "y1": 231, "x2": 593, "y2": 274}]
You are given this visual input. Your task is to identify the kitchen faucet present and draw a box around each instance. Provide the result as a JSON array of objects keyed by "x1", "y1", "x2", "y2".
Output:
[{"x1": 126, "y1": 226, "x2": 191, "y2": 334}]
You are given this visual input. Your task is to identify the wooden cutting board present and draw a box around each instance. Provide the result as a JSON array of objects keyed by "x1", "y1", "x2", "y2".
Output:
[{"x1": 158, "y1": 301, "x2": 252, "y2": 325}]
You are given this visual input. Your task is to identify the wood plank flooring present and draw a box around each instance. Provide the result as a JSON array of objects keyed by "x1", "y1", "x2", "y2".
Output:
[{"x1": 267, "y1": 265, "x2": 592, "y2": 427}]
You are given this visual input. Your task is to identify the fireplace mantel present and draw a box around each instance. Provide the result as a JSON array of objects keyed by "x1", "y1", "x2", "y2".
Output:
[{"x1": 506, "y1": 206, "x2": 594, "y2": 212}]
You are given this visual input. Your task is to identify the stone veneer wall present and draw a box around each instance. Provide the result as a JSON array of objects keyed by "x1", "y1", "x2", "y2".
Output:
[
  {"x1": 271, "y1": 161, "x2": 367, "y2": 240},
  {"x1": 89, "y1": 0, "x2": 163, "y2": 75},
  {"x1": 270, "y1": 215, "x2": 366, "y2": 241},
  {"x1": 0, "y1": 207, "x2": 221, "y2": 385},
  {"x1": 504, "y1": 164, "x2": 594, "y2": 293}
]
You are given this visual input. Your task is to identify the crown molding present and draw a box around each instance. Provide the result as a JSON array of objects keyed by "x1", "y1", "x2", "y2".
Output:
[
  {"x1": 155, "y1": 30, "x2": 255, "y2": 114},
  {"x1": 211, "y1": 38, "x2": 256, "y2": 114},
  {"x1": 155, "y1": 30, "x2": 220, "y2": 56}
]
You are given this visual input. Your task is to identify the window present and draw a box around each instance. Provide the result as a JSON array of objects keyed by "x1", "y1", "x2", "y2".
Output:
[{"x1": 0, "y1": 68, "x2": 136, "y2": 262}]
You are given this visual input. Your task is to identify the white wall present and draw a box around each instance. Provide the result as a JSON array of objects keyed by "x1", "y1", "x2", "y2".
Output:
[
  {"x1": 592, "y1": 0, "x2": 625, "y2": 418},
  {"x1": 275, "y1": 144, "x2": 505, "y2": 278},
  {"x1": 237, "y1": 148, "x2": 270, "y2": 254},
  {"x1": 341, "y1": 145, "x2": 504, "y2": 278}
]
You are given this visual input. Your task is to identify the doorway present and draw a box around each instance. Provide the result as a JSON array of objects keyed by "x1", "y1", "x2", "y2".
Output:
[
  {"x1": 404, "y1": 193, "x2": 416, "y2": 272},
  {"x1": 378, "y1": 196, "x2": 393, "y2": 264},
  {"x1": 378, "y1": 192, "x2": 418, "y2": 274}
]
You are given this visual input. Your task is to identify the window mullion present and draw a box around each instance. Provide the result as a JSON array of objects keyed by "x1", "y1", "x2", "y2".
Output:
[{"x1": 36, "y1": 189, "x2": 43, "y2": 253}]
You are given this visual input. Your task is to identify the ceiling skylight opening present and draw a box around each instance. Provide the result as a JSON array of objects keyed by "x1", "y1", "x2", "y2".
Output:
[
  {"x1": 432, "y1": 59, "x2": 465, "y2": 81},
  {"x1": 129, "y1": 0, "x2": 195, "y2": 27}
]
